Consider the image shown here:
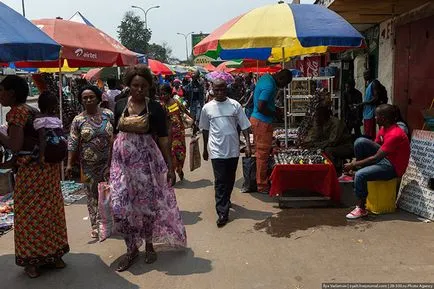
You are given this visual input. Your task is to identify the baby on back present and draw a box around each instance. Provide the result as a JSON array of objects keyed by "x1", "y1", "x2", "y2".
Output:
[{"x1": 34, "y1": 92, "x2": 67, "y2": 164}]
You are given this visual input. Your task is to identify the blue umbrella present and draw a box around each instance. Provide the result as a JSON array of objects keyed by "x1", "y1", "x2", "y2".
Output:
[{"x1": 0, "y1": 2, "x2": 61, "y2": 62}]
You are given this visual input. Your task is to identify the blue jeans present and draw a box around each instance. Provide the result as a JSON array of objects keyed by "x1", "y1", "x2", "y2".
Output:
[
  {"x1": 353, "y1": 138, "x2": 397, "y2": 201},
  {"x1": 190, "y1": 99, "x2": 203, "y2": 125}
]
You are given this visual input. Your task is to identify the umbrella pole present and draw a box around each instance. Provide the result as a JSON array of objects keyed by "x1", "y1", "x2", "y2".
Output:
[
  {"x1": 282, "y1": 48, "x2": 288, "y2": 148},
  {"x1": 58, "y1": 58, "x2": 65, "y2": 181}
]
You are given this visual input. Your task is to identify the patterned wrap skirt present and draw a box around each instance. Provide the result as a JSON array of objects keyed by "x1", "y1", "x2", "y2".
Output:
[{"x1": 14, "y1": 159, "x2": 69, "y2": 266}]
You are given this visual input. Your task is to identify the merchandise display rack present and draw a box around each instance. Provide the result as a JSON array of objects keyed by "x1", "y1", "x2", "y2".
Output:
[{"x1": 284, "y1": 76, "x2": 340, "y2": 147}]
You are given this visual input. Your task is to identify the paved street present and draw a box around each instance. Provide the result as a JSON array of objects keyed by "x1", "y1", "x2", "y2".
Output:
[{"x1": 1, "y1": 137, "x2": 434, "y2": 289}]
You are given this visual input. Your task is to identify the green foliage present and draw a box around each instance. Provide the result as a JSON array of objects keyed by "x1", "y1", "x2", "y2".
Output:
[
  {"x1": 147, "y1": 42, "x2": 173, "y2": 63},
  {"x1": 118, "y1": 12, "x2": 175, "y2": 64},
  {"x1": 117, "y1": 11, "x2": 151, "y2": 54}
]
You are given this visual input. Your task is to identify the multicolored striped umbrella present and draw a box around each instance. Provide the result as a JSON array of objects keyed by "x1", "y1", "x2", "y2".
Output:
[{"x1": 194, "y1": 3, "x2": 364, "y2": 62}]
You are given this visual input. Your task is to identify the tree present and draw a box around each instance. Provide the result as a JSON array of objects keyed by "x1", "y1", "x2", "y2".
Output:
[
  {"x1": 117, "y1": 11, "x2": 151, "y2": 54},
  {"x1": 117, "y1": 12, "x2": 175, "y2": 64},
  {"x1": 147, "y1": 41, "x2": 174, "y2": 63}
]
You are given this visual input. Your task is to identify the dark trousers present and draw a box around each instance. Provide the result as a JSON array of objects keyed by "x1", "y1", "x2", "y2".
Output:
[
  {"x1": 348, "y1": 125, "x2": 362, "y2": 139},
  {"x1": 211, "y1": 158, "x2": 239, "y2": 217}
]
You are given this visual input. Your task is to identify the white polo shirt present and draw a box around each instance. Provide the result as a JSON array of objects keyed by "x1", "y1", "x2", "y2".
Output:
[{"x1": 199, "y1": 98, "x2": 251, "y2": 160}]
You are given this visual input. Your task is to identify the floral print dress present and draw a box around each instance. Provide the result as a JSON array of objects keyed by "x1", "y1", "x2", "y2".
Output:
[
  {"x1": 163, "y1": 101, "x2": 186, "y2": 176},
  {"x1": 68, "y1": 109, "x2": 114, "y2": 230},
  {"x1": 110, "y1": 98, "x2": 186, "y2": 252}
]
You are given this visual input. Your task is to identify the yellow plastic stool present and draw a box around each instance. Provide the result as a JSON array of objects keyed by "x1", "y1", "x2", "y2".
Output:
[{"x1": 366, "y1": 179, "x2": 398, "y2": 214}]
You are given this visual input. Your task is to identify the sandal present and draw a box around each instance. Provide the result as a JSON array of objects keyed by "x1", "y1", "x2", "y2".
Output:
[
  {"x1": 54, "y1": 258, "x2": 66, "y2": 269},
  {"x1": 42, "y1": 258, "x2": 66, "y2": 270},
  {"x1": 91, "y1": 229, "x2": 99, "y2": 239},
  {"x1": 144, "y1": 251, "x2": 157, "y2": 264},
  {"x1": 116, "y1": 251, "x2": 138, "y2": 272},
  {"x1": 24, "y1": 266, "x2": 40, "y2": 278}
]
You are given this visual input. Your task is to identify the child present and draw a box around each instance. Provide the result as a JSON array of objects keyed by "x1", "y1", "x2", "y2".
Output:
[{"x1": 33, "y1": 92, "x2": 67, "y2": 164}]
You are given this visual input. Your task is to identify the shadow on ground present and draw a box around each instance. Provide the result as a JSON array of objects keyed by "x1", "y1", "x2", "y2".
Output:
[
  {"x1": 234, "y1": 177, "x2": 278, "y2": 204},
  {"x1": 247, "y1": 192, "x2": 278, "y2": 204},
  {"x1": 234, "y1": 177, "x2": 243, "y2": 189},
  {"x1": 254, "y1": 208, "x2": 422, "y2": 238},
  {"x1": 175, "y1": 179, "x2": 213, "y2": 189},
  {"x1": 366, "y1": 209, "x2": 422, "y2": 223},
  {"x1": 110, "y1": 247, "x2": 212, "y2": 276},
  {"x1": 181, "y1": 211, "x2": 203, "y2": 225},
  {"x1": 229, "y1": 203, "x2": 273, "y2": 221},
  {"x1": 0, "y1": 253, "x2": 139, "y2": 289}
]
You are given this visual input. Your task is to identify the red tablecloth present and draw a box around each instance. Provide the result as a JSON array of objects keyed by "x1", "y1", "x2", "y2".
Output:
[{"x1": 269, "y1": 159, "x2": 341, "y2": 202}]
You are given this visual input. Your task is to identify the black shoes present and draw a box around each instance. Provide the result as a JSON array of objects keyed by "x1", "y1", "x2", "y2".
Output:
[{"x1": 216, "y1": 215, "x2": 228, "y2": 228}]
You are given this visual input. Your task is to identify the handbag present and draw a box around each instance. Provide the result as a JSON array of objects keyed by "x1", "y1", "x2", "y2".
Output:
[
  {"x1": 97, "y1": 182, "x2": 113, "y2": 242},
  {"x1": 117, "y1": 97, "x2": 150, "y2": 134},
  {"x1": 189, "y1": 133, "x2": 201, "y2": 172}
]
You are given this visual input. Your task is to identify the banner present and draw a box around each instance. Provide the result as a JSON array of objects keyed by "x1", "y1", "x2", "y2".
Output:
[
  {"x1": 193, "y1": 55, "x2": 215, "y2": 66},
  {"x1": 192, "y1": 33, "x2": 212, "y2": 66},
  {"x1": 296, "y1": 56, "x2": 321, "y2": 77},
  {"x1": 191, "y1": 33, "x2": 209, "y2": 50},
  {"x1": 398, "y1": 130, "x2": 434, "y2": 220}
]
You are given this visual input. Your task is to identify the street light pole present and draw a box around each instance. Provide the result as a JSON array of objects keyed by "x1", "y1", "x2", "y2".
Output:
[
  {"x1": 21, "y1": 0, "x2": 25, "y2": 17},
  {"x1": 131, "y1": 5, "x2": 160, "y2": 30},
  {"x1": 177, "y1": 32, "x2": 194, "y2": 62}
]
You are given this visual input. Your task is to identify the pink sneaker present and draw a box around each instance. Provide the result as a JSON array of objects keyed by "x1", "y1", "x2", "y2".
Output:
[
  {"x1": 338, "y1": 174, "x2": 354, "y2": 183},
  {"x1": 346, "y1": 206, "x2": 368, "y2": 219}
]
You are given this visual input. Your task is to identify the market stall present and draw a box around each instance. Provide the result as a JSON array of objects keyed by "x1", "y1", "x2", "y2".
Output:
[
  {"x1": 270, "y1": 149, "x2": 340, "y2": 202},
  {"x1": 193, "y1": 3, "x2": 365, "y2": 206},
  {"x1": 195, "y1": 3, "x2": 364, "y2": 138}
]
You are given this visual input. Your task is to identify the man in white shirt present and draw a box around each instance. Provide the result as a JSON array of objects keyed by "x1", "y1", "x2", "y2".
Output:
[
  {"x1": 199, "y1": 78, "x2": 251, "y2": 228},
  {"x1": 101, "y1": 78, "x2": 121, "y2": 112}
]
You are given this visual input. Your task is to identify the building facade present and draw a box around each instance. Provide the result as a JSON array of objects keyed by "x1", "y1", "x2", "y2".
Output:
[{"x1": 316, "y1": 0, "x2": 434, "y2": 131}]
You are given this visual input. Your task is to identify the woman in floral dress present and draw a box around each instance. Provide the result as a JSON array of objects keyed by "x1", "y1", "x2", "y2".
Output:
[
  {"x1": 67, "y1": 85, "x2": 114, "y2": 238},
  {"x1": 0, "y1": 76, "x2": 69, "y2": 278},
  {"x1": 160, "y1": 84, "x2": 194, "y2": 183},
  {"x1": 111, "y1": 64, "x2": 186, "y2": 272}
]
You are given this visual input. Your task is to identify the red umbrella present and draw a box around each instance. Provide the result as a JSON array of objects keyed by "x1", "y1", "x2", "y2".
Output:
[
  {"x1": 84, "y1": 68, "x2": 102, "y2": 81},
  {"x1": 147, "y1": 59, "x2": 173, "y2": 75},
  {"x1": 14, "y1": 18, "x2": 137, "y2": 68}
]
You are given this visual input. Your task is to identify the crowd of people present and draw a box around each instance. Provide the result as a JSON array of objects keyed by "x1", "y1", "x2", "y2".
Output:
[{"x1": 0, "y1": 62, "x2": 412, "y2": 278}]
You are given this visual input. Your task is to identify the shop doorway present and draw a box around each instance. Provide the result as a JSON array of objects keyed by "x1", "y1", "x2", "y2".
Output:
[{"x1": 394, "y1": 15, "x2": 434, "y2": 131}]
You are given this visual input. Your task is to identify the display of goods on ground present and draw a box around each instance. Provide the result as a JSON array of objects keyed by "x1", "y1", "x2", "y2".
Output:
[
  {"x1": 0, "y1": 193, "x2": 13, "y2": 234},
  {"x1": 61, "y1": 181, "x2": 87, "y2": 205}
]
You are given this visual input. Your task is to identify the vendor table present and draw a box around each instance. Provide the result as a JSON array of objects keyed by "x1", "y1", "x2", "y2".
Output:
[{"x1": 269, "y1": 157, "x2": 341, "y2": 202}]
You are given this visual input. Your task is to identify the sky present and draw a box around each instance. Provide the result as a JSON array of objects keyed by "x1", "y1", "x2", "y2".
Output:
[{"x1": 2, "y1": 0, "x2": 315, "y2": 60}]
